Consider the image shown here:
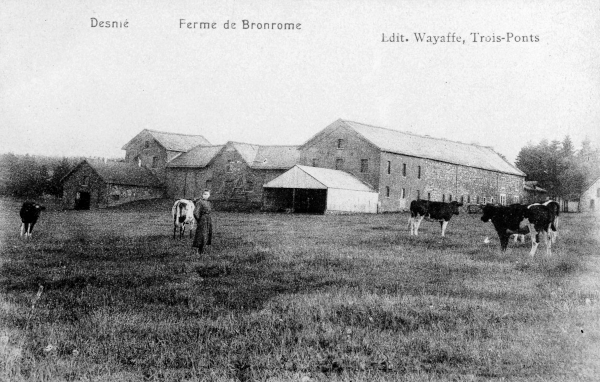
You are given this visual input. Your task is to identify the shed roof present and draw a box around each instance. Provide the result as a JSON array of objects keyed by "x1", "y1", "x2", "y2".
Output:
[
  {"x1": 167, "y1": 145, "x2": 224, "y2": 168},
  {"x1": 122, "y1": 129, "x2": 210, "y2": 152},
  {"x1": 62, "y1": 160, "x2": 162, "y2": 187},
  {"x1": 264, "y1": 165, "x2": 376, "y2": 192},
  {"x1": 303, "y1": 119, "x2": 525, "y2": 177}
]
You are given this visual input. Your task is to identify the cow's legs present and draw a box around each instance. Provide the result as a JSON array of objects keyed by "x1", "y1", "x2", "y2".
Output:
[
  {"x1": 415, "y1": 216, "x2": 425, "y2": 236},
  {"x1": 27, "y1": 222, "x2": 35, "y2": 237},
  {"x1": 440, "y1": 220, "x2": 448, "y2": 237},
  {"x1": 544, "y1": 229, "x2": 552, "y2": 256},
  {"x1": 173, "y1": 224, "x2": 177, "y2": 239},
  {"x1": 408, "y1": 216, "x2": 415, "y2": 235},
  {"x1": 20, "y1": 223, "x2": 25, "y2": 237},
  {"x1": 530, "y1": 229, "x2": 540, "y2": 257}
]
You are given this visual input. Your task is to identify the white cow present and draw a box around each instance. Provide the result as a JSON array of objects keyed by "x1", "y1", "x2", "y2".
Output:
[{"x1": 172, "y1": 199, "x2": 195, "y2": 239}]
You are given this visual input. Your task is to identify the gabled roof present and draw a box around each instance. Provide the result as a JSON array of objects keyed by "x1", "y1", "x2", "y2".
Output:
[
  {"x1": 264, "y1": 165, "x2": 376, "y2": 192},
  {"x1": 167, "y1": 145, "x2": 224, "y2": 168},
  {"x1": 302, "y1": 119, "x2": 525, "y2": 177},
  {"x1": 582, "y1": 175, "x2": 600, "y2": 195},
  {"x1": 122, "y1": 129, "x2": 210, "y2": 152},
  {"x1": 524, "y1": 181, "x2": 547, "y2": 193},
  {"x1": 61, "y1": 160, "x2": 162, "y2": 187}
]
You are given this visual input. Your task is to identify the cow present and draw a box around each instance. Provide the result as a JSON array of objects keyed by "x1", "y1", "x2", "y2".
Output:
[
  {"x1": 480, "y1": 203, "x2": 529, "y2": 251},
  {"x1": 19, "y1": 201, "x2": 46, "y2": 238},
  {"x1": 524, "y1": 203, "x2": 558, "y2": 256},
  {"x1": 408, "y1": 200, "x2": 464, "y2": 237},
  {"x1": 172, "y1": 199, "x2": 195, "y2": 239},
  {"x1": 542, "y1": 200, "x2": 559, "y2": 243},
  {"x1": 480, "y1": 203, "x2": 557, "y2": 256}
]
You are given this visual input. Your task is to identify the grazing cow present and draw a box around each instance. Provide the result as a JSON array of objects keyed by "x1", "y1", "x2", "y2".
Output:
[
  {"x1": 480, "y1": 203, "x2": 529, "y2": 251},
  {"x1": 172, "y1": 199, "x2": 195, "y2": 239},
  {"x1": 408, "y1": 200, "x2": 464, "y2": 237},
  {"x1": 524, "y1": 203, "x2": 558, "y2": 256},
  {"x1": 19, "y1": 201, "x2": 46, "y2": 238}
]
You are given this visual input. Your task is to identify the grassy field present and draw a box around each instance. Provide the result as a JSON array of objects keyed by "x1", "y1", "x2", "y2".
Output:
[{"x1": 1, "y1": 197, "x2": 599, "y2": 381}]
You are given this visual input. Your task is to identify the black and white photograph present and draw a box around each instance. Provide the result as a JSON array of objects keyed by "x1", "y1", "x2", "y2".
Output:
[{"x1": 1, "y1": 0, "x2": 599, "y2": 380}]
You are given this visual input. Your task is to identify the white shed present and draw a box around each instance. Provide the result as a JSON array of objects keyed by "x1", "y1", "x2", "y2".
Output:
[{"x1": 262, "y1": 165, "x2": 378, "y2": 213}]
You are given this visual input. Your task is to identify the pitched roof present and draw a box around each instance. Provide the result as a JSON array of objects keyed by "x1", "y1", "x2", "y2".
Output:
[
  {"x1": 167, "y1": 145, "x2": 224, "y2": 168},
  {"x1": 304, "y1": 119, "x2": 525, "y2": 177},
  {"x1": 122, "y1": 129, "x2": 210, "y2": 152},
  {"x1": 264, "y1": 165, "x2": 376, "y2": 192},
  {"x1": 62, "y1": 160, "x2": 162, "y2": 187}
]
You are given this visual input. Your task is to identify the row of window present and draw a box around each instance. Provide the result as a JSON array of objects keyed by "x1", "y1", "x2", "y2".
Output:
[
  {"x1": 312, "y1": 158, "x2": 421, "y2": 178},
  {"x1": 382, "y1": 187, "x2": 520, "y2": 205}
]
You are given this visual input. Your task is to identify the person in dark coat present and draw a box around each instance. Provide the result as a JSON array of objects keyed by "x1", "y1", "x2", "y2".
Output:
[{"x1": 193, "y1": 190, "x2": 213, "y2": 255}]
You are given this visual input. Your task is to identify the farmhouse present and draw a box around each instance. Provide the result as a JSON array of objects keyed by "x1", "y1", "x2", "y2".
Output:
[
  {"x1": 299, "y1": 119, "x2": 525, "y2": 212},
  {"x1": 580, "y1": 176, "x2": 600, "y2": 213},
  {"x1": 61, "y1": 160, "x2": 164, "y2": 209},
  {"x1": 122, "y1": 129, "x2": 210, "y2": 182},
  {"x1": 263, "y1": 165, "x2": 378, "y2": 213},
  {"x1": 166, "y1": 141, "x2": 300, "y2": 210}
]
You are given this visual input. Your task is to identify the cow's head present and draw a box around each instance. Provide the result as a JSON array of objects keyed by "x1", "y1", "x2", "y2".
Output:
[
  {"x1": 450, "y1": 201, "x2": 463, "y2": 215},
  {"x1": 480, "y1": 203, "x2": 497, "y2": 223}
]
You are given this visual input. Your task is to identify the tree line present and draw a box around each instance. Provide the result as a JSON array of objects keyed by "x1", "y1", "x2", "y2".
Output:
[{"x1": 515, "y1": 136, "x2": 599, "y2": 199}]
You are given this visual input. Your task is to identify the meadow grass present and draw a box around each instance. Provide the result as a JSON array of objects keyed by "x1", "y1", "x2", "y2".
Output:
[{"x1": 1, "y1": 197, "x2": 599, "y2": 381}]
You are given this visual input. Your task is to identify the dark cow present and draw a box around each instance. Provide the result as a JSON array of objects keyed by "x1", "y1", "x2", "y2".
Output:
[
  {"x1": 480, "y1": 203, "x2": 529, "y2": 251},
  {"x1": 408, "y1": 200, "x2": 464, "y2": 237},
  {"x1": 524, "y1": 203, "x2": 558, "y2": 256},
  {"x1": 19, "y1": 201, "x2": 46, "y2": 238},
  {"x1": 481, "y1": 202, "x2": 558, "y2": 256}
]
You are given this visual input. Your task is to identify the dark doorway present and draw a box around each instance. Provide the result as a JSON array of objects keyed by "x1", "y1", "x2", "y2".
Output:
[
  {"x1": 293, "y1": 189, "x2": 327, "y2": 213},
  {"x1": 75, "y1": 192, "x2": 91, "y2": 210}
]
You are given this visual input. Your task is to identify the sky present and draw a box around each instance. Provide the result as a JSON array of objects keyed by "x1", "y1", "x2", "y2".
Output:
[{"x1": 1, "y1": 0, "x2": 599, "y2": 164}]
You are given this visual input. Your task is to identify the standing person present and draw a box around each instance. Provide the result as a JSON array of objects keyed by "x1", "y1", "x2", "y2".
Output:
[{"x1": 193, "y1": 190, "x2": 213, "y2": 255}]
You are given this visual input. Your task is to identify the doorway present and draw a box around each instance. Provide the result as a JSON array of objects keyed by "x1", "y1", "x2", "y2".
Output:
[{"x1": 75, "y1": 191, "x2": 91, "y2": 210}]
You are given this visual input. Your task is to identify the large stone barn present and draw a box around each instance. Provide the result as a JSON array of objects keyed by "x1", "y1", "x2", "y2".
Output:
[
  {"x1": 263, "y1": 165, "x2": 379, "y2": 213},
  {"x1": 61, "y1": 160, "x2": 164, "y2": 209},
  {"x1": 299, "y1": 119, "x2": 526, "y2": 212},
  {"x1": 122, "y1": 129, "x2": 210, "y2": 182},
  {"x1": 580, "y1": 176, "x2": 600, "y2": 213},
  {"x1": 166, "y1": 141, "x2": 300, "y2": 210}
]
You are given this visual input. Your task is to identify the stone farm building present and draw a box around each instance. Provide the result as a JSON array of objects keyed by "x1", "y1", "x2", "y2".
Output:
[
  {"x1": 122, "y1": 129, "x2": 210, "y2": 182},
  {"x1": 61, "y1": 160, "x2": 164, "y2": 209},
  {"x1": 580, "y1": 176, "x2": 600, "y2": 213},
  {"x1": 298, "y1": 119, "x2": 526, "y2": 212},
  {"x1": 166, "y1": 141, "x2": 300, "y2": 210}
]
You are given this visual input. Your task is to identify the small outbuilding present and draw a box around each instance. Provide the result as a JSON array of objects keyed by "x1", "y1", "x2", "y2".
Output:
[
  {"x1": 262, "y1": 165, "x2": 378, "y2": 214},
  {"x1": 61, "y1": 160, "x2": 164, "y2": 209},
  {"x1": 580, "y1": 176, "x2": 600, "y2": 213}
]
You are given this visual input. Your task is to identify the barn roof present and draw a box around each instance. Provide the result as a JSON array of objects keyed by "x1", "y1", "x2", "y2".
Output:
[
  {"x1": 167, "y1": 145, "x2": 224, "y2": 168},
  {"x1": 121, "y1": 129, "x2": 210, "y2": 152},
  {"x1": 264, "y1": 165, "x2": 376, "y2": 192},
  {"x1": 61, "y1": 160, "x2": 162, "y2": 187},
  {"x1": 302, "y1": 119, "x2": 525, "y2": 177}
]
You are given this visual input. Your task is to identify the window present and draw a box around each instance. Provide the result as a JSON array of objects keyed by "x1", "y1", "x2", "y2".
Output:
[
  {"x1": 428, "y1": 192, "x2": 431, "y2": 201},
  {"x1": 337, "y1": 139, "x2": 345, "y2": 149},
  {"x1": 476, "y1": 196, "x2": 480, "y2": 204},
  {"x1": 442, "y1": 194, "x2": 445, "y2": 202},
  {"x1": 151, "y1": 157, "x2": 159, "y2": 168},
  {"x1": 416, "y1": 190, "x2": 420, "y2": 200},
  {"x1": 513, "y1": 195, "x2": 520, "y2": 204},
  {"x1": 387, "y1": 161, "x2": 391, "y2": 174},
  {"x1": 246, "y1": 181, "x2": 254, "y2": 192},
  {"x1": 483, "y1": 197, "x2": 487, "y2": 204},
  {"x1": 145, "y1": 141, "x2": 150, "y2": 149},
  {"x1": 417, "y1": 165, "x2": 421, "y2": 179},
  {"x1": 312, "y1": 158, "x2": 319, "y2": 167},
  {"x1": 449, "y1": 194, "x2": 453, "y2": 202},
  {"x1": 386, "y1": 186, "x2": 390, "y2": 198},
  {"x1": 335, "y1": 158, "x2": 344, "y2": 170},
  {"x1": 226, "y1": 160, "x2": 233, "y2": 172},
  {"x1": 82, "y1": 176, "x2": 89, "y2": 186},
  {"x1": 460, "y1": 196, "x2": 464, "y2": 204},
  {"x1": 360, "y1": 159, "x2": 368, "y2": 173},
  {"x1": 500, "y1": 194, "x2": 507, "y2": 205},
  {"x1": 111, "y1": 195, "x2": 120, "y2": 201},
  {"x1": 467, "y1": 195, "x2": 471, "y2": 204},
  {"x1": 206, "y1": 179, "x2": 212, "y2": 190},
  {"x1": 401, "y1": 188, "x2": 406, "y2": 199},
  {"x1": 402, "y1": 163, "x2": 407, "y2": 177},
  {"x1": 490, "y1": 197, "x2": 495, "y2": 204},
  {"x1": 597, "y1": 188, "x2": 600, "y2": 197}
]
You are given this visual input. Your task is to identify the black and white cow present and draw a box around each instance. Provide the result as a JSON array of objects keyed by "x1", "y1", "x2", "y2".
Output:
[
  {"x1": 524, "y1": 203, "x2": 558, "y2": 256},
  {"x1": 481, "y1": 202, "x2": 558, "y2": 256},
  {"x1": 408, "y1": 200, "x2": 464, "y2": 237},
  {"x1": 172, "y1": 199, "x2": 195, "y2": 239},
  {"x1": 19, "y1": 201, "x2": 46, "y2": 238},
  {"x1": 480, "y1": 203, "x2": 529, "y2": 251}
]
